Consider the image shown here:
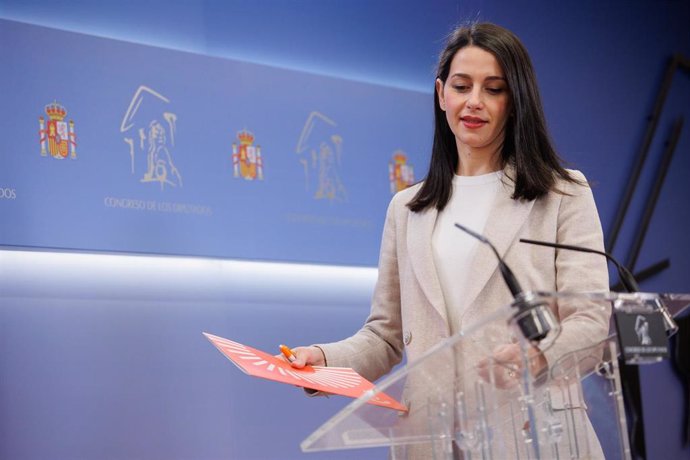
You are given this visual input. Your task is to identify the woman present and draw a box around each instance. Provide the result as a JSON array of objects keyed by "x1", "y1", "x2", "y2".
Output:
[{"x1": 292, "y1": 22, "x2": 610, "y2": 458}]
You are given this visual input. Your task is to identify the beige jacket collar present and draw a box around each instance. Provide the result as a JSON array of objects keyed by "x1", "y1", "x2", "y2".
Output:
[{"x1": 406, "y1": 165, "x2": 535, "y2": 324}]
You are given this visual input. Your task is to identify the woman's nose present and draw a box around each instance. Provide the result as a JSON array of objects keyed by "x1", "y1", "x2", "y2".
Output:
[{"x1": 467, "y1": 89, "x2": 483, "y2": 109}]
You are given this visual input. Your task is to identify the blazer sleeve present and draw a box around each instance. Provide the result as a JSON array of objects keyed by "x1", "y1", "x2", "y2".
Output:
[
  {"x1": 314, "y1": 195, "x2": 405, "y2": 382},
  {"x1": 541, "y1": 170, "x2": 611, "y2": 368}
]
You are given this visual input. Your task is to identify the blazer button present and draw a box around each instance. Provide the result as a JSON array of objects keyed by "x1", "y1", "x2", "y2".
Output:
[{"x1": 403, "y1": 330, "x2": 412, "y2": 346}]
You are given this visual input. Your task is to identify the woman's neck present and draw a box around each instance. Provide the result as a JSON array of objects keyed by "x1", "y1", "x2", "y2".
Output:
[{"x1": 456, "y1": 147, "x2": 502, "y2": 176}]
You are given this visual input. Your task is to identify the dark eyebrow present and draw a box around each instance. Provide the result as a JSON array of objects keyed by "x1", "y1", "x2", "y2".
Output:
[{"x1": 449, "y1": 73, "x2": 506, "y2": 82}]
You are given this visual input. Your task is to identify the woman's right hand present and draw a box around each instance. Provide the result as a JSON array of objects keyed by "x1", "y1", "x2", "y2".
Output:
[{"x1": 284, "y1": 346, "x2": 326, "y2": 368}]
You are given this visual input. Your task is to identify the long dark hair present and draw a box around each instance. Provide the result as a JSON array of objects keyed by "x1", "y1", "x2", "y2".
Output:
[{"x1": 407, "y1": 22, "x2": 579, "y2": 213}]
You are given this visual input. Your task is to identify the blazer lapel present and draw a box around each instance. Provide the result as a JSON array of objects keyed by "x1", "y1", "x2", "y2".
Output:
[
  {"x1": 406, "y1": 206, "x2": 448, "y2": 324},
  {"x1": 461, "y1": 173, "x2": 535, "y2": 313}
]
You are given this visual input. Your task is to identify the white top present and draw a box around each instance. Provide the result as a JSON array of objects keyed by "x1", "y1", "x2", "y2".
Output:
[{"x1": 431, "y1": 171, "x2": 503, "y2": 335}]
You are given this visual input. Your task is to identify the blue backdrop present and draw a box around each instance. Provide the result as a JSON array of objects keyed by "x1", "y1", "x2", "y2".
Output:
[
  {"x1": 1, "y1": 1, "x2": 689, "y2": 459},
  {"x1": 0, "y1": 19, "x2": 430, "y2": 266}
]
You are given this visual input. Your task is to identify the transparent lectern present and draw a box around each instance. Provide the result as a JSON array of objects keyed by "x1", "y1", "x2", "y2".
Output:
[{"x1": 301, "y1": 291, "x2": 690, "y2": 460}]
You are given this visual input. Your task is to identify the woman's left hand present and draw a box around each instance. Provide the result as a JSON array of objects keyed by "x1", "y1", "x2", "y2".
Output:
[{"x1": 476, "y1": 343, "x2": 547, "y2": 389}]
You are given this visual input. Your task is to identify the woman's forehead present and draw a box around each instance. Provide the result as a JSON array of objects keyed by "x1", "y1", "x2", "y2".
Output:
[{"x1": 448, "y1": 46, "x2": 505, "y2": 79}]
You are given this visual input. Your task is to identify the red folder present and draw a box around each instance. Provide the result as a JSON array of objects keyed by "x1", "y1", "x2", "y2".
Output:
[{"x1": 204, "y1": 332, "x2": 406, "y2": 412}]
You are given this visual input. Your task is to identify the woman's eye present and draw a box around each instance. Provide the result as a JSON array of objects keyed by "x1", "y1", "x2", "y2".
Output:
[
  {"x1": 453, "y1": 85, "x2": 470, "y2": 92},
  {"x1": 486, "y1": 87, "x2": 505, "y2": 94}
]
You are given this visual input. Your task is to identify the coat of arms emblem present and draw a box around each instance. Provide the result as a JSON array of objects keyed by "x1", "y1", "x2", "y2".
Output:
[
  {"x1": 38, "y1": 102, "x2": 77, "y2": 159},
  {"x1": 232, "y1": 130, "x2": 263, "y2": 180},
  {"x1": 389, "y1": 150, "x2": 414, "y2": 194}
]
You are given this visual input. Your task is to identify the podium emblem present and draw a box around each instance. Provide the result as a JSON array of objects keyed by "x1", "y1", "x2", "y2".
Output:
[
  {"x1": 38, "y1": 102, "x2": 77, "y2": 159},
  {"x1": 614, "y1": 309, "x2": 669, "y2": 363}
]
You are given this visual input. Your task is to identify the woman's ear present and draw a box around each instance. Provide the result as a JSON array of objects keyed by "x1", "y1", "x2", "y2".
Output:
[{"x1": 435, "y1": 78, "x2": 446, "y2": 111}]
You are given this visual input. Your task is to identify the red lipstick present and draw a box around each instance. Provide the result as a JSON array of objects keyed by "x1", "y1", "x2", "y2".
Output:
[{"x1": 461, "y1": 116, "x2": 487, "y2": 129}]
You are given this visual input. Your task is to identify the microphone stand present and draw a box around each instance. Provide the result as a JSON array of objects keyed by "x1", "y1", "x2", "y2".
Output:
[
  {"x1": 454, "y1": 223, "x2": 557, "y2": 343},
  {"x1": 519, "y1": 237, "x2": 677, "y2": 460}
]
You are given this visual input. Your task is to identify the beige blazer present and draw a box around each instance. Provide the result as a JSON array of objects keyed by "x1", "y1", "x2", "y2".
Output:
[{"x1": 318, "y1": 168, "x2": 610, "y2": 384}]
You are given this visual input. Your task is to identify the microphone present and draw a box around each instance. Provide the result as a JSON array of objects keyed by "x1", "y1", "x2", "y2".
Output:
[
  {"x1": 519, "y1": 238, "x2": 678, "y2": 335},
  {"x1": 454, "y1": 223, "x2": 556, "y2": 342},
  {"x1": 519, "y1": 239, "x2": 640, "y2": 293}
]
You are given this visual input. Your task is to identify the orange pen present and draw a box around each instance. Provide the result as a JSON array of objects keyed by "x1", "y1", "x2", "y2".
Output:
[{"x1": 279, "y1": 344, "x2": 297, "y2": 363}]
